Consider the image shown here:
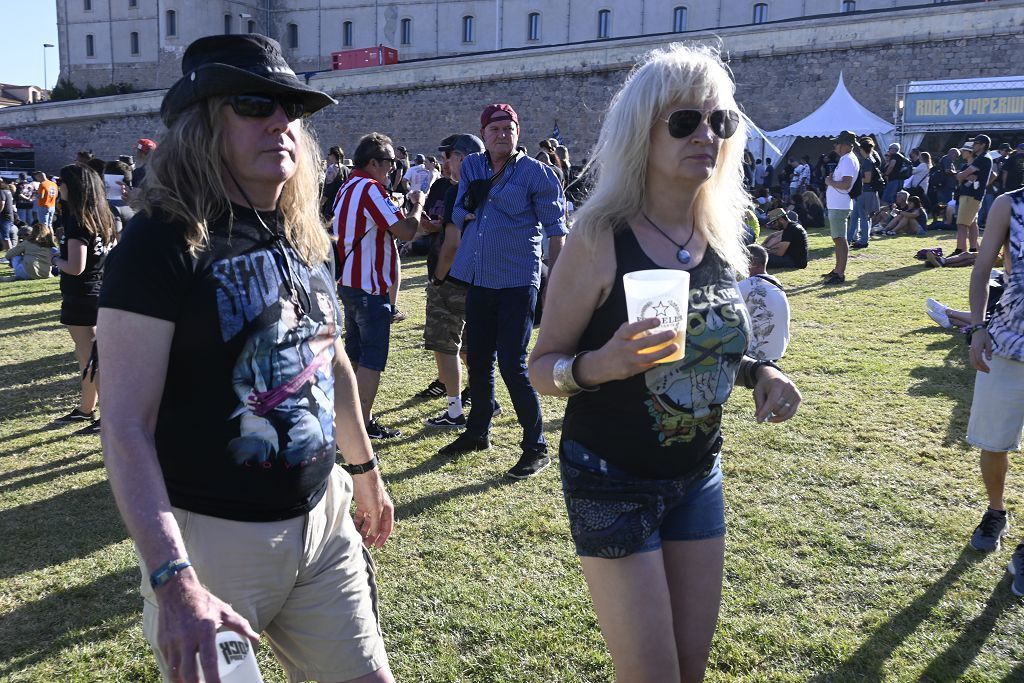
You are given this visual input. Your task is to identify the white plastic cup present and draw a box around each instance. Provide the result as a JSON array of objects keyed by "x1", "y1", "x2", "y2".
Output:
[
  {"x1": 623, "y1": 269, "x2": 690, "y2": 364},
  {"x1": 197, "y1": 631, "x2": 263, "y2": 683}
]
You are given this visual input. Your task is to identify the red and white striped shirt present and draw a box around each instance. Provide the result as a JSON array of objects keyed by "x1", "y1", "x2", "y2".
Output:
[{"x1": 332, "y1": 170, "x2": 405, "y2": 295}]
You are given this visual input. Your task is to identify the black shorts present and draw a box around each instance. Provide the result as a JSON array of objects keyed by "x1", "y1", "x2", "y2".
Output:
[{"x1": 60, "y1": 293, "x2": 99, "y2": 326}]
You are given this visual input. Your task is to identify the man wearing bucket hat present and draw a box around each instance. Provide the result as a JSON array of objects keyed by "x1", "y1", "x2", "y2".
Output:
[{"x1": 97, "y1": 34, "x2": 395, "y2": 683}]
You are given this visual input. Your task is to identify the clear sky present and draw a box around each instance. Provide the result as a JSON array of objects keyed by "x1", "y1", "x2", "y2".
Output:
[{"x1": 0, "y1": 1, "x2": 60, "y2": 89}]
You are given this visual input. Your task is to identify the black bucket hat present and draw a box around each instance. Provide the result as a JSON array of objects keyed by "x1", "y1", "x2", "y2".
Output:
[{"x1": 161, "y1": 34, "x2": 336, "y2": 126}]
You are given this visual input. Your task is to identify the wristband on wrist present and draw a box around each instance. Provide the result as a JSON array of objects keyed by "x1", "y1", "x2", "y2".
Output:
[
  {"x1": 963, "y1": 322, "x2": 987, "y2": 335},
  {"x1": 553, "y1": 351, "x2": 600, "y2": 396},
  {"x1": 340, "y1": 453, "x2": 379, "y2": 475},
  {"x1": 150, "y1": 557, "x2": 192, "y2": 589},
  {"x1": 740, "y1": 358, "x2": 782, "y2": 389}
]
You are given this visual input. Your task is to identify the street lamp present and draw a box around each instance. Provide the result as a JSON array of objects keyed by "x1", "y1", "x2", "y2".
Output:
[{"x1": 42, "y1": 43, "x2": 54, "y2": 93}]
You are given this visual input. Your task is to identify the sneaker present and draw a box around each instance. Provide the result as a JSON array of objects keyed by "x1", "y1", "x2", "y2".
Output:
[
  {"x1": 927, "y1": 307, "x2": 952, "y2": 329},
  {"x1": 506, "y1": 450, "x2": 551, "y2": 480},
  {"x1": 823, "y1": 272, "x2": 845, "y2": 285},
  {"x1": 425, "y1": 410, "x2": 466, "y2": 429},
  {"x1": 1008, "y1": 543, "x2": 1024, "y2": 597},
  {"x1": 850, "y1": 242, "x2": 868, "y2": 250},
  {"x1": 950, "y1": 248, "x2": 965, "y2": 257},
  {"x1": 492, "y1": 403, "x2": 503, "y2": 418},
  {"x1": 54, "y1": 408, "x2": 98, "y2": 424},
  {"x1": 0, "y1": 257, "x2": 8, "y2": 265},
  {"x1": 366, "y1": 417, "x2": 401, "y2": 439},
  {"x1": 460, "y1": 386, "x2": 471, "y2": 408},
  {"x1": 391, "y1": 308, "x2": 408, "y2": 323},
  {"x1": 969, "y1": 248, "x2": 979, "y2": 254},
  {"x1": 416, "y1": 379, "x2": 447, "y2": 399},
  {"x1": 925, "y1": 252, "x2": 945, "y2": 268},
  {"x1": 926, "y1": 297, "x2": 947, "y2": 313},
  {"x1": 437, "y1": 432, "x2": 490, "y2": 456},
  {"x1": 970, "y1": 508, "x2": 1009, "y2": 552},
  {"x1": 821, "y1": 270, "x2": 837, "y2": 279},
  {"x1": 75, "y1": 419, "x2": 101, "y2": 435},
  {"x1": 883, "y1": 229, "x2": 897, "y2": 236}
]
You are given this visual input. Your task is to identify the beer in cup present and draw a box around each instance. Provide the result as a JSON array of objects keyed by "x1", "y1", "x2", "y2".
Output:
[
  {"x1": 197, "y1": 631, "x2": 263, "y2": 683},
  {"x1": 623, "y1": 269, "x2": 690, "y2": 363}
]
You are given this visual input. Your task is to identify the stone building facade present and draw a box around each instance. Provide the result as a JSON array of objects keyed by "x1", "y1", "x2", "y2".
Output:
[{"x1": 13, "y1": 0, "x2": 1022, "y2": 175}]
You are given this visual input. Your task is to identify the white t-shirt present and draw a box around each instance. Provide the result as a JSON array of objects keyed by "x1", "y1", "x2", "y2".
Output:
[
  {"x1": 791, "y1": 163, "x2": 810, "y2": 188},
  {"x1": 826, "y1": 151, "x2": 859, "y2": 210},
  {"x1": 403, "y1": 164, "x2": 438, "y2": 193},
  {"x1": 904, "y1": 162, "x2": 929, "y2": 193},
  {"x1": 738, "y1": 274, "x2": 790, "y2": 362}
]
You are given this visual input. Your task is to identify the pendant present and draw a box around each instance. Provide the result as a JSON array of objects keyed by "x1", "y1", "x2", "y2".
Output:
[{"x1": 677, "y1": 248, "x2": 692, "y2": 264}]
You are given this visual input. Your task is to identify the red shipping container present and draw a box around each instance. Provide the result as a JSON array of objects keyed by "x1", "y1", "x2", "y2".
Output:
[{"x1": 331, "y1": 46, "x2": 399, "y2": 70}]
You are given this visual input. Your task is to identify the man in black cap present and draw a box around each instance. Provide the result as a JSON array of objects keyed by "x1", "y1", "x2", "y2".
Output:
[{"x1": 97, "y1": 34, "x2": 395, "y2": 683}]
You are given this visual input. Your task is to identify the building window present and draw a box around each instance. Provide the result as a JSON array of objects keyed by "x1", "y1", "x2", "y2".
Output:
[
  {"x1": 841, "y1": 0, "x2": 855, "y2": 11},
  {"x1": 673, "y1": 6, "x2": 688, "y2": 32},
  {"x1": 130, "y1": 31, "x2": 139, "y2": 55},
  {"x1": 247, "y1": 20, "x2": 256, "y2": 33},
  {"x1": 84, "y1": 0, "x2": 92, "y2": 10},
  {"x1": 752, "y1": 3, "x2": 768, "y2": 23},
  {"x1": 85, "y1": 34, "x2": 95, "y2": 58},
  {"x1": 287, "y1": 23, "x2": 298, "y2": 49},
  {"x1": 342, "y1": 20, "x2": 353, "y2": 47},
  {"x1": 462, "y1": 15, "x2": 475, "y2": 43},
  {"x1": 128, "y1": 0, "x2": 137, "y2": 7},
  {"x1": 400, "y1": 18, "x2": 411, "y2": 45},
  {"x1": 166, "y1": 10, "x2": 177, "y2": 37},
  {"x1": 597, "y1": 9, "x2": 611, "y2": 39},
  {"x1": 224, "y1": 14, "x2": 232, "y2": 34},
  {"x1": 528, "y1": 12, "x2": 540, "y2": 41}
]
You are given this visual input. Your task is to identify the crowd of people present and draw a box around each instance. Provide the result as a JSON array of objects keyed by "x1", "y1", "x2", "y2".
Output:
[{"x1": 3, "y1": 32, "x2": 1022, "y2": 683}]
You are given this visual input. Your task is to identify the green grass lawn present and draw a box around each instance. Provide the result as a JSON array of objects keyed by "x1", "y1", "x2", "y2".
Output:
[{"x1": 1, "y1": 226, "x2": 1023, "y2": 682}]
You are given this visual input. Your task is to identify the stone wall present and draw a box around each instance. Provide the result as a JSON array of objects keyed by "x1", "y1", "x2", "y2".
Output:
[{"x1": 8, "y1": 1, "x2": 1024, "y2": 174}]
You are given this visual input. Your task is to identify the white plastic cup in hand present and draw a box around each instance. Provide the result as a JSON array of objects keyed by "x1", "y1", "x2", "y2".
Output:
[
  {"x1": 623, "y1": 269, "x2": 690, "y2": 363},
  {"x1": 197, "y1": 631, "x2": 263, "y2": 683}
]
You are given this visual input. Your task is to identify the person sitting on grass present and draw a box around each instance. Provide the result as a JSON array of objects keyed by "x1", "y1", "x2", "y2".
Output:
[
  {"x1": 5, "y1": 222, "x2": 58, "y2": 280},
  {"x1": 761, "y1": 208, "x2": 808, "y2": 269},
  {"x1": 801, "y1": 190, "x2": 826, "y2": 229},
  {"x1": 871, "y1": 191, "x2": 911, "y2": 234},
  {"x1": 883, "y1": 194, "x2": 926, "y2": 236}
]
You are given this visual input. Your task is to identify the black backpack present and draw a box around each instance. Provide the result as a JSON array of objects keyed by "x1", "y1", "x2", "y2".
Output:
[
  {"x1": 895, "y1": 155, "x2": 914, "y2": 181},
  {"x1": 849, "y1": 157, "x2": 863, "y2": 199}
]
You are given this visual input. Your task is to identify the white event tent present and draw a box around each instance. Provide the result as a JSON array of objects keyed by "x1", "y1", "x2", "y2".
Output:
[{"x1": 748, "y1": 73, "x2": 896, "y2": 161}]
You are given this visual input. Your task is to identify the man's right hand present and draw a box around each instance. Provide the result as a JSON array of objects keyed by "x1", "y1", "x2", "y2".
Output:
[{"x1": 156, "y1": 570, "x2": 258, "y2": 683}]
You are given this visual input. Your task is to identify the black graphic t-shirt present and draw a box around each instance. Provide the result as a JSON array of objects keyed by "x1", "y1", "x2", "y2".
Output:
[
  {"x1": 99, "y1": 205, "x2": 340, "y2": 521},
  {"x1": 60, "y1": 211, "x2": 109, "y2": 297},
  {"x1": 563, "y1": 228, "x2": 751, "y2": 479},
  {"x1": 424, "y1": 177, "x2": 453, "y2": 278}
]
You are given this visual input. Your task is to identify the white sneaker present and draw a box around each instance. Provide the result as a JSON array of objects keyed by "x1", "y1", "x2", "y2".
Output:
[
  {"x1": 927, "y1": 307, "x2": 952, "y2": 329},
  {"x1": 926, "y1": 297, "x2": 946, "y2": 313}
]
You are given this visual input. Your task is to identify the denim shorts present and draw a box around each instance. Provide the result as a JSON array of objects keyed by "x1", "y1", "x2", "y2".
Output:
[
  {"x1": 338, "y1": 285, "x2": 391, "y2": 372},
  {"x1": 559, "y1": 439, "x2": 725, "y2": 559}
]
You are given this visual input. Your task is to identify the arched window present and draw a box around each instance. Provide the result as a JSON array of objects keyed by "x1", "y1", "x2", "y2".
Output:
[
  {"x1": 673, "y1": 6, "x2": 688, "y2": 32},
  {"x1": 841, "y1": 0, "x2": 856, "y2": 11},
  {"x1": 597, "y1": 9, "x2": 611, "y2": 39},
  {"x1": 400, "y1": 18, "x2": 412, "y2": 45},
  {"x1": 130, "y1": 31, "x2": 139, "y2": 55},
  {"x1": 166, "y1": 9, "x2": 177, "y2": 37},
  {"x1": 752, "y1": 3, "x2": 768, "y2": 23},
  {"x1": 224, "y1": 13, "x2": 232, "y2": 34},
  {"x1": 462, "y1": 15, "x2": 475, "y2": 43},
  {"x1": 528, "y1": 12, "x2": 540, "y2": 41},
  {"x1": 343, "y1": 20, "x2": 353, "y2": 47},
  {"x1": 85, "y1": 34, "x2": 95, "y2": 58}
]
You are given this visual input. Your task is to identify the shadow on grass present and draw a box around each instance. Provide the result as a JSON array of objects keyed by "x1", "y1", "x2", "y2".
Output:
[
  {"x1": 918, "y1": 574, "x2": 1017, "y2": 682},
  {"x1": 0, "y1": 566, "x2": 139, "y2": 678},
  {"x1": 0, "y1": 450, "x2": 99, "y2": 484},
  {"x1": 0, "y1": 457, "x2": 105, "y2": 495},
  {"x1": 0, "y1": 424, "x2": 87, "y2": 460},
  {"x1": 394, "y1": 476, "x2": 514, "y2": 520},
  {"x1": 0, "y1": 309, "x2": 60, "y2": 328},
  {"x1": 2, "y1": 352, "x2": 76, "y2": 387},
  {"x1": 812, "y1": 547, "x2": 983, "y2": 683},
  {"x1": 0, "y1": 479, "x2": 126, "y2": 580},
  {"x1": 906, "y1": 332, "x2": 974, "y2": 448},
  {"x1": 0, "y1": 291, "x2": 61, "y2": 308}
]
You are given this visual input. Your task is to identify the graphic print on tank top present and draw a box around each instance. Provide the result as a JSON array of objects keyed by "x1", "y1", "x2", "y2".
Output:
[
  {"x1": 644, "y1": 279, "x2": 750, "y2": 447},
  {"x1": 988, "y1": 188, "x2": 1024, "y2": 362},
  {"x1": 212, "y1": 247, "x2": 340, "y2": 470}
]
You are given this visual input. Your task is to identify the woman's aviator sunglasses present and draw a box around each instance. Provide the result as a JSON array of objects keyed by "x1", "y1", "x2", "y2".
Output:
[
  {"x1": 229, "y1": 94, "x2": 305, "y2": 121},
  {"x1": 663, "y1": 109, "x2": 740, "y2": 140}
]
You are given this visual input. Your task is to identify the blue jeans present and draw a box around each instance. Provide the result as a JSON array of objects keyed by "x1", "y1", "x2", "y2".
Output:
[
  {"x1": 464, "y1": 285, "x2": 546, "y2": 453},
  {"x1": 37, "y1": 206, "x2": 55, "y2": 229},
  {"x1": 848, "y1": 194, "x2": 866, "y2": 244},
  {"x1": 338, "y1": 285, "x2": 392, "y2": 372},
  {"x1": 882, "y1": 179, "x2": 901, "y2": 204},
  {"x1": 979, "y1": 191, "x2": 997, "y2": 229}
]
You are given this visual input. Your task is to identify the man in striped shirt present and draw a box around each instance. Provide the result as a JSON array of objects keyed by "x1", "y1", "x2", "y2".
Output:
[
  {"x1": 333, "y1": 132, "x2": 424, "y2": 439},
  {"x1": 437, "y1": 103, "x2": 568, "y2": 479}
]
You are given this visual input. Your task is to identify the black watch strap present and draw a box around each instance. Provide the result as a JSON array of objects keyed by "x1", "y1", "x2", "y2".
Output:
[{"x1": 340, "y1": 454, "x2": 379, "y2": 475}]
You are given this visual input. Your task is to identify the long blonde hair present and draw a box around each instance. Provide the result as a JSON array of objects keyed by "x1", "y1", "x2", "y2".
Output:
[
  {"x1": 573, "y1": 43, "x2": 749, "y2": 274},
  {"x1": 134, "y1": 96, "x2": 330, "y2": 265}
]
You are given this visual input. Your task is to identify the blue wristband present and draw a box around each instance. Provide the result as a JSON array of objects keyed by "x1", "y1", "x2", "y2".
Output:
[{"x1": 149, "y1": 557, "x2": 192, "y2": 589}]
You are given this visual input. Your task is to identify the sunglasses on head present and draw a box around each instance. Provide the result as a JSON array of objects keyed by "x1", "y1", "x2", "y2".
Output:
[
  {"x1": 229, "y1": 94, "x2": 305, "y2": 121},
  {"x1": 663, "y1": 109, "x2": 740, "y2": 139}
]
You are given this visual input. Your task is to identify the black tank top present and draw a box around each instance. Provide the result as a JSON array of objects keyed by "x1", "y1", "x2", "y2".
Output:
[{"x1": 562, "y1": 227, "x2": 751, "y2": 479}]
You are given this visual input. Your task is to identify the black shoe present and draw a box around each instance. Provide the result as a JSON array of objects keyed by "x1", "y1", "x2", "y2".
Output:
[
  {"x1": 366, "y1": 417, "x2": 401, "y2": 439},
  {"x1": 850, "y1": 242, "x2": 866, "y2": 250},
  {"x1": 425, "y1": 410, "x2": 467, "y2": 429},
  {"x1": 416, "y1": 379, "x2": 447, "y2": 399},
  {"x1": 460, "y1": 386, "x2": 471, "y2": 408},
  {"x1": 55, "y1": 408, "x2": 97, "y2": 424},
  {"x1": 823, "y1": 272, "x2": 846, "y2": 285},
  {"x1": 950, "y1": 248, "x2": 965, "y2": 257},
  {"x1": 506, "y1": 450, "x2": 551, "y2": 479},
  {"x1": 75, "y1": 419, "x2": 101, "y2": 435},
  {"x1": 821, "y1": 270, "x2": 837, "y2": 279},
  {"x1": 437, "y1": 432, "x2": 489, "y2": 456}
]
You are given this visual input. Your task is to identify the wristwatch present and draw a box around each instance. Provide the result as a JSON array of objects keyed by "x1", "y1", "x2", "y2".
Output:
[{"x1": 340, "y1": 454, "x2": 379, "y2": 475}]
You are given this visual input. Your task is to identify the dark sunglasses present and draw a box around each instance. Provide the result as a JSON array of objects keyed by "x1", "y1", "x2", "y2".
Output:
[
  {"x1": 663, "y1": 109, "x2": 740, "y2": 139},
  {"x1": 229, "y1": 94, "x2": 305, "y2": 121},
  {"x1": 373, "y1": 157, "x2": 397, "y2": 166}
]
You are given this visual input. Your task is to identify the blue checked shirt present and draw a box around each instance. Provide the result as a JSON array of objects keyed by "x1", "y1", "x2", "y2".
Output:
[{"x1": 450, "y1": 152, "x2": 567, "y2": 289}]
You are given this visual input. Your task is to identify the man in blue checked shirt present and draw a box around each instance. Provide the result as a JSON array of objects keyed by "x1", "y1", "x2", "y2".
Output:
[{"x1": 437, "y1": 103, "x2": 568, "y2": 479}]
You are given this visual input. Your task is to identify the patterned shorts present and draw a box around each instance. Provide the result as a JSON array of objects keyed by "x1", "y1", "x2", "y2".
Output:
[{"x1": 424, "y1": 279, "x2": 467, "y2": 355}]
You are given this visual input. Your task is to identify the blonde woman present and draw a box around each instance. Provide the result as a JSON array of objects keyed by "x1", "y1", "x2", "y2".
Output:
[
  {"x1": 530, "y1": 44, "x2": 801, "y2": 682},
  {"x1": 6, "y1": 221, "x2": 57, "y2": 280}
]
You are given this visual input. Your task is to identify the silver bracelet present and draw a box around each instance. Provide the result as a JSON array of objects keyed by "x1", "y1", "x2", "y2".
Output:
[{"x1": 553, "y1": 352, "x2": 599, "y2": 396}]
